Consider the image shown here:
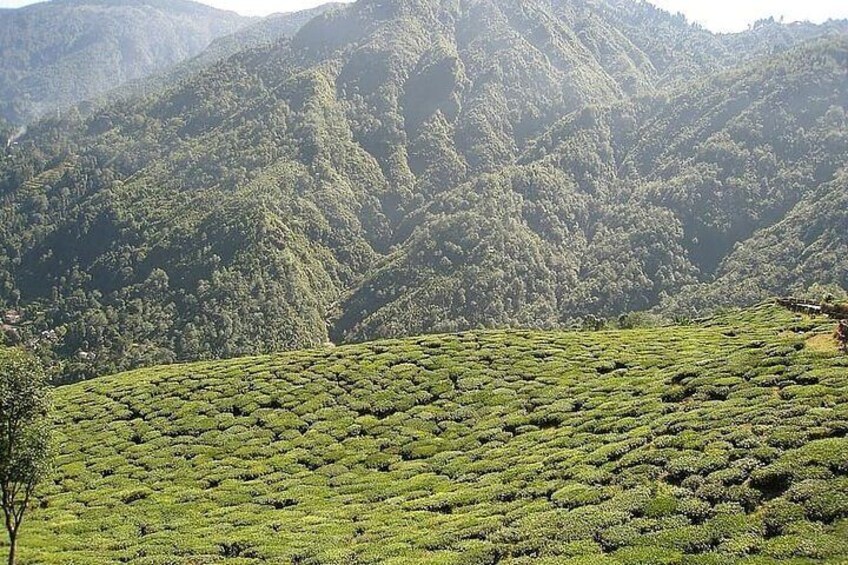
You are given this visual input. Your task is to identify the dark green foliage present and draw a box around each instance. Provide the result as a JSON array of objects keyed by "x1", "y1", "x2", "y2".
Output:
[
  {"x1": 0, "y1": 0, "x2": 846, "y2": 379},
  {"x1": 14, "y1": 305, "x2": 848, "y2": 563}
]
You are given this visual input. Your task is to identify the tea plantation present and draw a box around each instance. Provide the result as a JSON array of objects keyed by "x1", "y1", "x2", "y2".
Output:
[{"x1": 17, "y1": 305, "x2": 848, "y2": 564}]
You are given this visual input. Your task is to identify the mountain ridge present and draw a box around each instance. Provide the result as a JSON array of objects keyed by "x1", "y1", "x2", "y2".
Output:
[
  {"x1": 0, "y1": 0, "x2": 845, "y2": 380},
  {"x1": 0, "y1": 0, "x2": 253, "y2": 124}
]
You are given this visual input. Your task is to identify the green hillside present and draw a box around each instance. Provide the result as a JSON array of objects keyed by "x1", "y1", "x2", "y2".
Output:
[
  {"x1": 2, "y1": 0, "x2": 846, "y2": 382},
  {"x1": 0, "y1": 0, "x2": 250, "y2": 124},
  {"x1": 113, "y1": 3, "x2": 343, "y2": 106},
  {"x1": 17, "y1": 305, "x2": 848, "y2": 564}
]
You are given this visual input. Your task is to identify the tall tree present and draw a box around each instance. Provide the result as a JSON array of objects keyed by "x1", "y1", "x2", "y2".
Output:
[{"x1": 0, "y1": 349, "x2": 51, "y2": 565}]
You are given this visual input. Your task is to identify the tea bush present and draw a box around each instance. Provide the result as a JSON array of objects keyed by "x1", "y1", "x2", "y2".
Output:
[{"x1": 13, "y1": 305, "x2": 848, "y2": 563}]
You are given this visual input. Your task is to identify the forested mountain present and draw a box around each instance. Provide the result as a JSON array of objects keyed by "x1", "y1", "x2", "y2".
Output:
[
  {"x1": 124, "y1": 2, "x2": 343, "y2": 96},
  {"x1": 0, "y1": 0, "x2": 845, "y2": 381},
  {"x1": 0, "y1": 0, "x2": 250, "y2": 124},
  {"x1": 187, "y1": 3, "x2": 342, "y2": 68},
  {"x1": 339, "y1": 36, "x2": 847, "y2": 340}
]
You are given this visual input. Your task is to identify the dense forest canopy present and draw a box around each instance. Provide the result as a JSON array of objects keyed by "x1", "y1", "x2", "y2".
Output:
[
  {"x1": 0, "y1": 0, "x2": 251, "y2": 124},
  {"x1": 0, "y1": 0, "x2": 846, "y2": 381}
]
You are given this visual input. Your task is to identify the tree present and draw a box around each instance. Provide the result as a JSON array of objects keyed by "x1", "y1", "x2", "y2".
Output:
[{"x1": 0, "y1": 349, "x2": 51, "y2": 565}]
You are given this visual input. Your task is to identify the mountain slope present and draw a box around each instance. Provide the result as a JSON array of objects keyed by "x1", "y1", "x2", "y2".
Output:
[
  {"x1": 121, "y1": 2, "x2": 344, "y2": 98},
  {"x1": 19, "y1": 305, "x2": 848, "y2": 564},
  {"x1": 190, "y1": 3, "x2": 343, "y2": 68},
  {"x1": 0, "y1": 0, "x2": 845, "y2": 380},
  {"x1": 335, "y1": 37, "x2": 848, "y2": 341},
  {"x1": 0, "y1": 0, "x2": 251, "y2": 124},
  {"x1": 665, "y1": 168, "x2": 848, "y2": 314}
]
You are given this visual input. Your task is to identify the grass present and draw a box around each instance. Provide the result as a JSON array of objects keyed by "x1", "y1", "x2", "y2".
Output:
[
  {"x1": 12, "y1": 305, "x2": 848, "y2": 564},
  {"x1": 806, "y1": 334, "x2": 840, "y2": 354}
]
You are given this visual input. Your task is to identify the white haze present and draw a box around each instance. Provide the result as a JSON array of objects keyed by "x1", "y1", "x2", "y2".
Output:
[
  {"x1": 0, "y1": 0, "x2": 847, "y2": 32},
  {"x1": 5, "y1": 126, "x2": 26, "y2": 147}
]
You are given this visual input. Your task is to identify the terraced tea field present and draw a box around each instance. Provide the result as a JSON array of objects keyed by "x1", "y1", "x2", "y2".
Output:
[{"x1": 17, "y1": 306, "x2": 848, "y2": 564}]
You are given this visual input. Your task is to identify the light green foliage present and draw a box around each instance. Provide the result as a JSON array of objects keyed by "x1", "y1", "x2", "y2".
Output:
[
  {"x1": 14, "y1": 305, "x2": 848, "y2": 563},
  {"x1": 0, "y1": 348, "x2": 52, "y2": 565}
]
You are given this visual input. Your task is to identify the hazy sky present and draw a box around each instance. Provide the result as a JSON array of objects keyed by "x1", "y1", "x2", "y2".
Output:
[{"x1": 1, "y1": 0, "x2": 847, "y2": 32}]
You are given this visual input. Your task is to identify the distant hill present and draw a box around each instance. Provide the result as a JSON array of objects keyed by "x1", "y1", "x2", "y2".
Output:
[
  {"x1": 22, "y1": 305, "x2": 848, "y2": 563},
  {"x1": 0, "y1": 0, "x2": 845, "y2": 380},
  {"x1": 105, "y1": 3, "x2": 344, "y2": 114},
  {"x1": 189, "y1": 2, "x2": 343, "y2": 67},
  {"x1": 0, "y1": 0, "x2": 251, "y2": 124}
]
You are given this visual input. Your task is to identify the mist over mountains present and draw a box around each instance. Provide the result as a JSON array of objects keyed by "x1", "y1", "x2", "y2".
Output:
[{"x1": 0, "y1": 0, "x2": 256, "y2": 124}]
